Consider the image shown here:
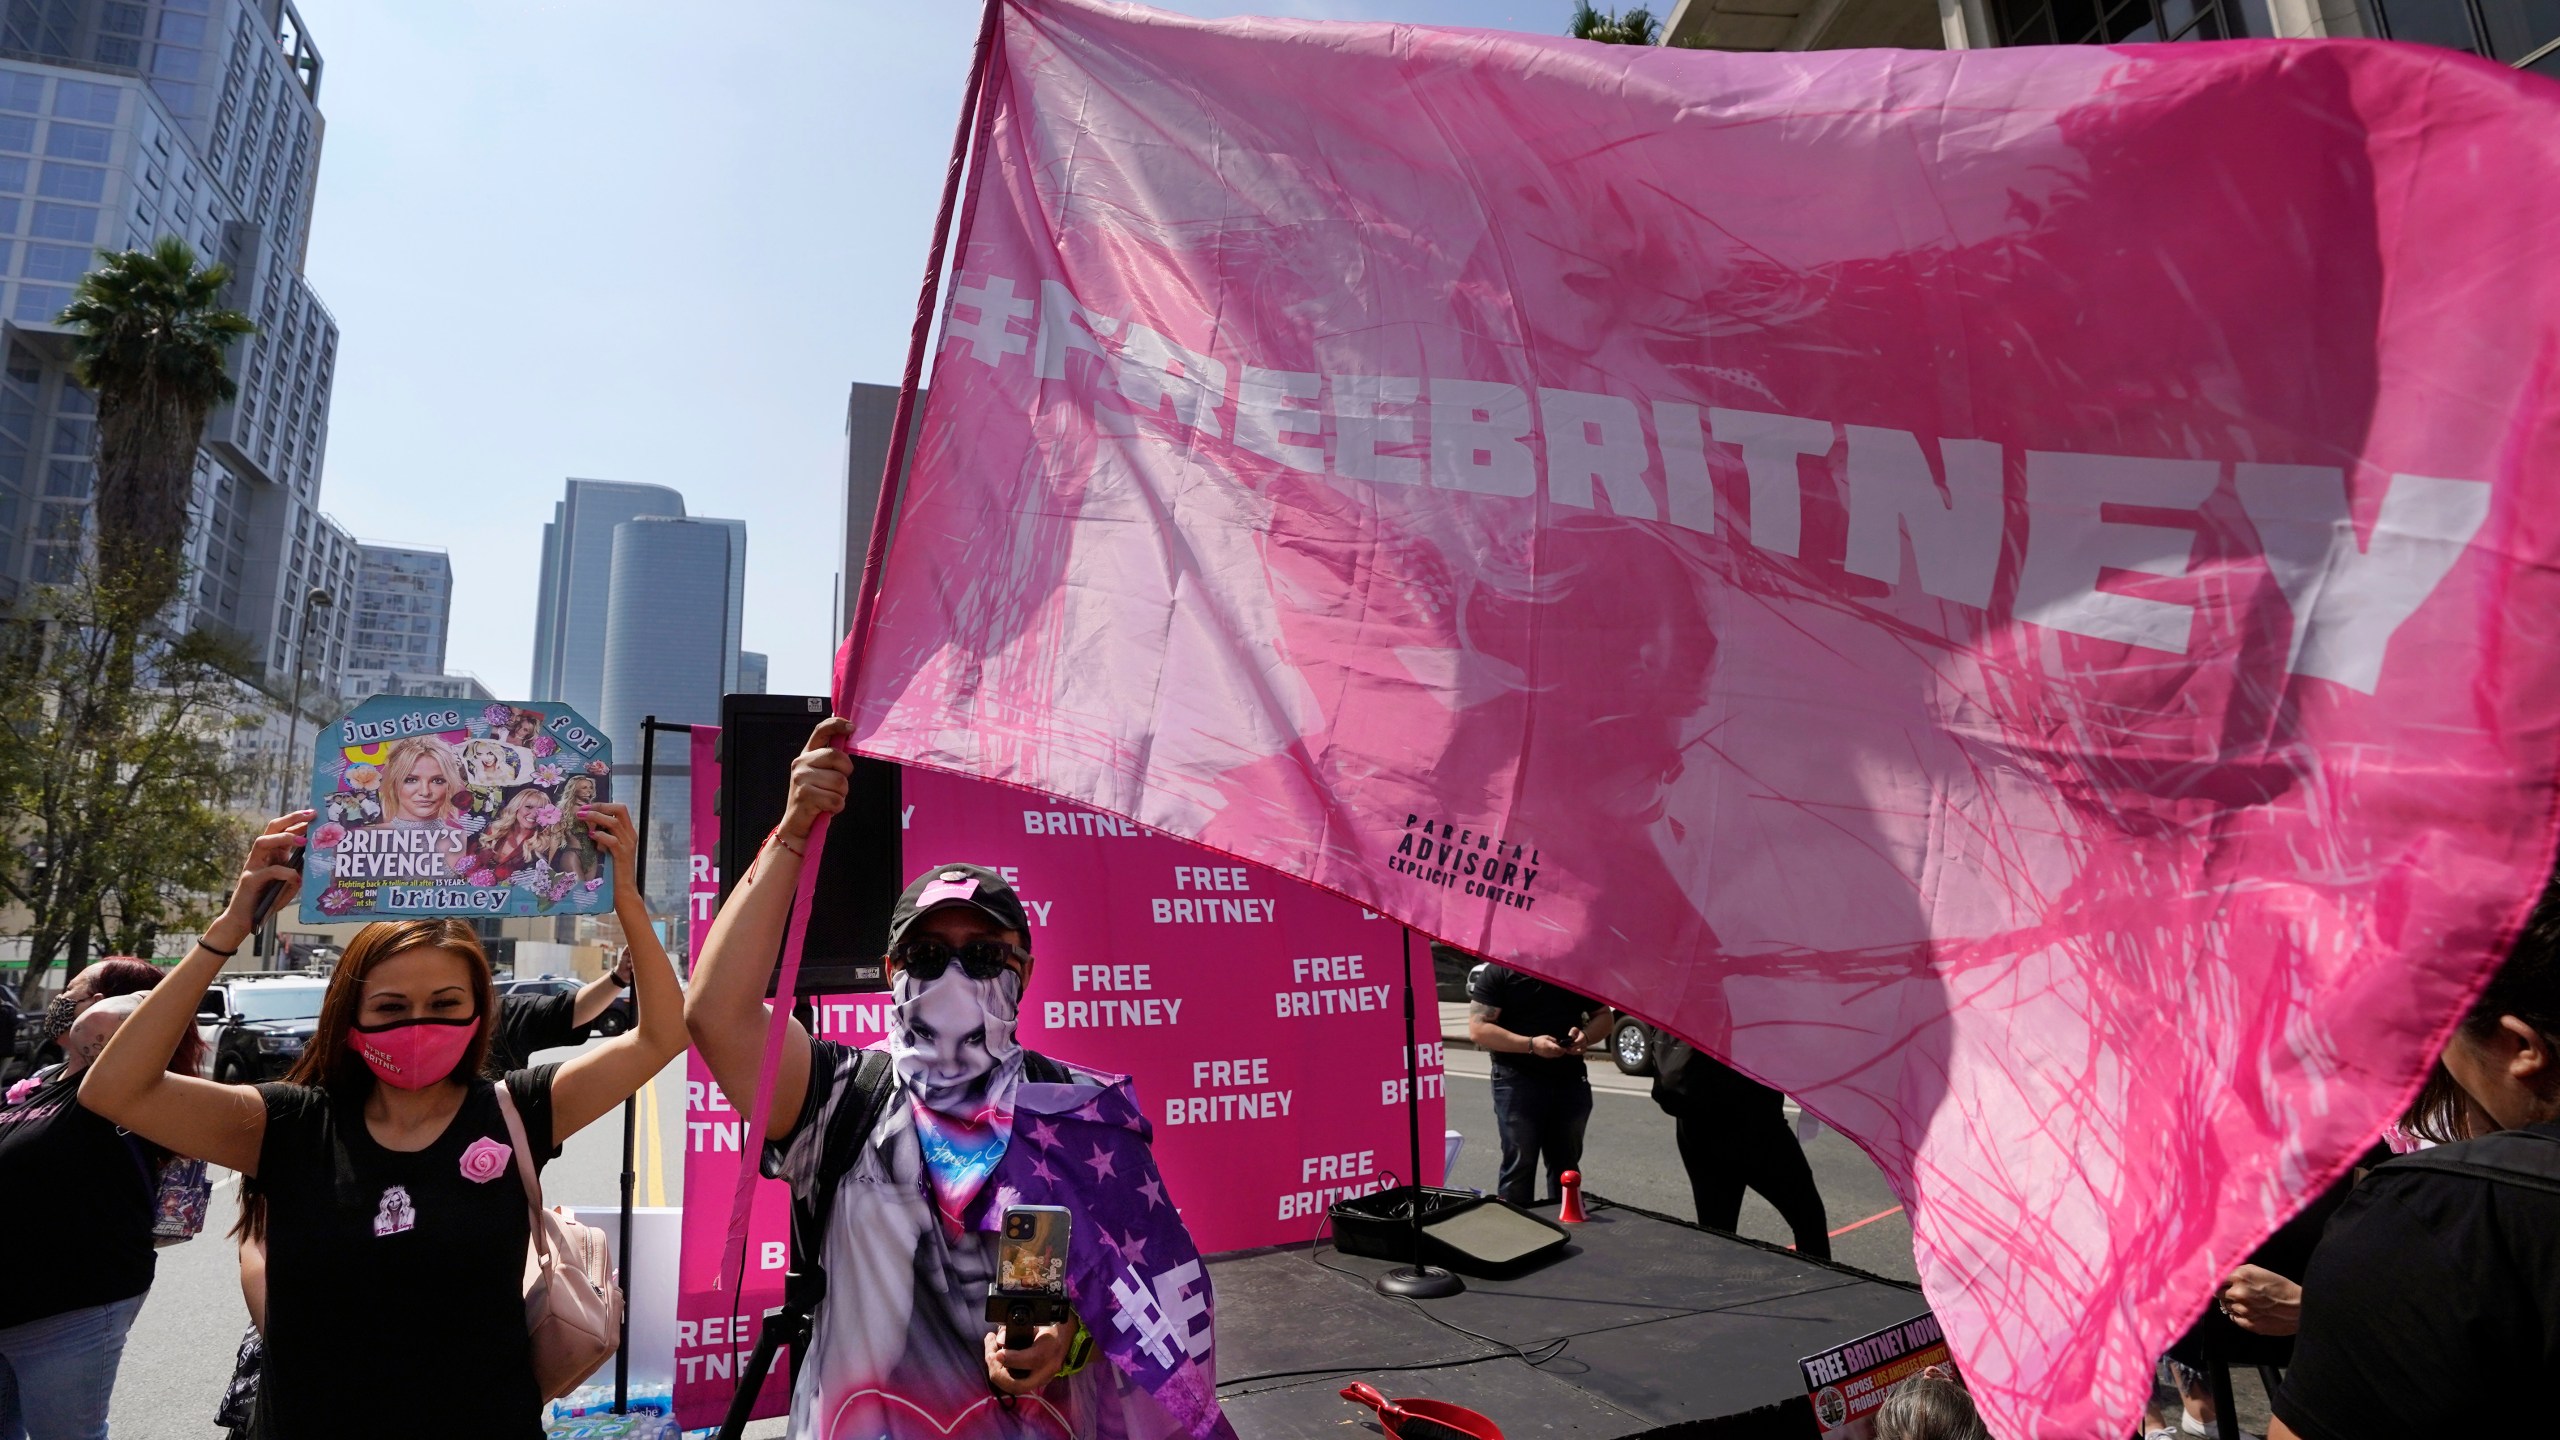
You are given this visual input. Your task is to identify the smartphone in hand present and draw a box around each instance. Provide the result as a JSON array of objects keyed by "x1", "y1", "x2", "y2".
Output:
[
  {"x1": 249, "y1": 843, "x2": 306, "y2": 927},
  {"x1": 985, "y1": 1204, "x2": 1072, "y2": 1379}
]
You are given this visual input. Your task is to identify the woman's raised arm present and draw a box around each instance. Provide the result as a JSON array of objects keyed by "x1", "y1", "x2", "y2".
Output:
[
  {"x1": 546, "y1": 804, "x2": 691, "y2": 1141},
  {"x1": 81, "y1": 814, "x2": 310, "y2": 1175},
  {"x1": 682, "y1": 716, "x2": 850, "y2": 1142}
]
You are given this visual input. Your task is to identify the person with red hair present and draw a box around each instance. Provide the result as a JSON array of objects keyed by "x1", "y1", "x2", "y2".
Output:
[{"x1": 0, "y1": 957, "x2": 205, "y2": 1439}]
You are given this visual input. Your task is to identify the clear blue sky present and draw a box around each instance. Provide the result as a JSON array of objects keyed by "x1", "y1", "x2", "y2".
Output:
[{"x1": 292, "y1": 0, "x2": 1570, "y2": 700}]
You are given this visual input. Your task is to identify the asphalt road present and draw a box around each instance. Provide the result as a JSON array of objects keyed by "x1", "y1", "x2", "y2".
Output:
[{"x1": 1438, "y1": 1048, "x2": 1921, "y2": 1284}]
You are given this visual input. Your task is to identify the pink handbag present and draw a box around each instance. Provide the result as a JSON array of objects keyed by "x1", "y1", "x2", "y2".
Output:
[{"x1": 493, "y1": 1086, "x2": 624, "y2": 1401}]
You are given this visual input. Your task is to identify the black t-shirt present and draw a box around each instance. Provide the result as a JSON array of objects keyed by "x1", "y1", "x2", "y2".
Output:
[
  {"x1": 488, "y1": 990, "x2": 583, "y2": 1074},
  {"x1": 249, "y1": 1067, "x2": 561, "y2": 1440},
  {"x1": 2274, "y1": 1124, "x2": 2560, "y2": 1440},
  {"x1": 1465, "y1": 960, "x2": 1602, "y2": 1079},
  {"x1": 0, "y1": 1073, "x2": 156, "y2": 1327}
]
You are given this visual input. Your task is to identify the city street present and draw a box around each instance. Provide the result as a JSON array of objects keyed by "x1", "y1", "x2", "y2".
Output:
[{"x1": 107, "y1": 1039, "x2": 1916, "y2": 1435}]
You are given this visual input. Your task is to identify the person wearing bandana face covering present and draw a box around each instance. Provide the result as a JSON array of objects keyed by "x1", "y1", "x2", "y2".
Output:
[
  {"x1": 687, "y1": 718, "x2": 1239, "y2": 1440},
  {"x1": 79, "y1": 804, "x2": 690, "y2": 1440},
  {"x1": 8, "y1": 958, "x2": 170, "y2": 1101}
]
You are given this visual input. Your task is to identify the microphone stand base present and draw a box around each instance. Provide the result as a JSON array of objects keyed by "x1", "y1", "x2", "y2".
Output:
[{"x1": 1376, "y1": 1265, "x2": 1466, "y2": 1300}]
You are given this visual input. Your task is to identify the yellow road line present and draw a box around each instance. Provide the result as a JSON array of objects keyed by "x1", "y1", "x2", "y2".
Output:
[{"x1": 641, "y1": 1066, "x2": 667, "y2": 1208}]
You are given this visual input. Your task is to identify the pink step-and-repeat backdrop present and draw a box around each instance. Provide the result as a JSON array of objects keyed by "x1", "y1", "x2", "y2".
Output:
[{"x1": 672, "y1": 727, "x2": 1446, "y2": 1427}]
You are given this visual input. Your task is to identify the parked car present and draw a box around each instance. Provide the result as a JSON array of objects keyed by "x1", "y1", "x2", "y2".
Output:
[
  {"x1": 1608, "y1": 1017, "x2": 1658, "y2": 1076},
  {"x1": 493, "y1": 975, "x2": 632, "y2": 1038},
  {"x1": 199, "y1": 976, "x2": 330, "y2": 1083}
]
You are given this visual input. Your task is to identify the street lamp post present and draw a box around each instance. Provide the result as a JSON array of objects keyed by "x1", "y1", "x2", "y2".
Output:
[{"x1": 262, "y1": 586, "x2": 333, "y2": 962}]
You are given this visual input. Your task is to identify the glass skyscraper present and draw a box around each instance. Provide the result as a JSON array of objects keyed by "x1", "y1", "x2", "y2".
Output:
[{"x1": 0, "y1": 0, "x2": 357, "y2": 700}]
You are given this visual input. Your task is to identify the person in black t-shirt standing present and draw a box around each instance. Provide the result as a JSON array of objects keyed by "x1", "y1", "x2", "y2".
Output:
[
  {"x1": 1458, "y1": 945, "x2": 1614, "y2": 1207},
  {"x1": 2269, "y1": 876, "x2": 2560, "y2": 1440},
  {"x1": 487, "y1": 946, "x2": 635, "y2": 1073},
  {"x1": 0, "y1": 981, "x2": 202, "y2": 1440},
  {"x1": 80, "y1": 803, "x2": 689, "y2": 1440}
]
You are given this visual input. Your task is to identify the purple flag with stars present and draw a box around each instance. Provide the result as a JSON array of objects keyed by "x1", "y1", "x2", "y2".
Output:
[{"x1": 999, "y1": 1071, "x2": 1239, "y2": 1440}]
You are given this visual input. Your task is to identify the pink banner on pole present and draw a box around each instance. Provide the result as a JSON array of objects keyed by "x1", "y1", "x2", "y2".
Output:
[
  {"x1": 673, "y1": 739, "x2": 1442, "y2": 1428},
  {"x1": 842, "y1": 4, "x2": 2560, "y2": 1435}
]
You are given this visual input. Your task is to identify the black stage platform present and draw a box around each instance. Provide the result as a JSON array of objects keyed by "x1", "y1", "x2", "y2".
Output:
[{"x1": 1210, "y1": 1195, "x2": 1927, "y2": 1440}]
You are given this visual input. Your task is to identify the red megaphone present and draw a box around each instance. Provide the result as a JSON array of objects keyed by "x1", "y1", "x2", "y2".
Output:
[{"x1": 1558, "y1": 1169, "x2": 1589, "y2": 1223}]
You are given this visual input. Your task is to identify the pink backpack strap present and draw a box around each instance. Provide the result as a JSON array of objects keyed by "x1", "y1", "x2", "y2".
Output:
[{"x1": 492, "y1": 1084, "x2": 553, "y2": 1262}]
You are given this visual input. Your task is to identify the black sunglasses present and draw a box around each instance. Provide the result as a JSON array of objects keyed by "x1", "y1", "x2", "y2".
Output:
[{"x1": 891, "y1": 935, "x2": 1027, "y2": 980}]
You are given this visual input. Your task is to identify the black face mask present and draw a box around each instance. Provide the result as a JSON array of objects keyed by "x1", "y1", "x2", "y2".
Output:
[{"x1": 40, "y1": 993, "x2": 80, "y2": 1041}]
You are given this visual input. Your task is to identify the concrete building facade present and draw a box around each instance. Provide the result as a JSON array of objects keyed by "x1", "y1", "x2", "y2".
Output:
[
  {"x1": 1662, "y1": 0, "x2": 2555, "y2": 66},
  {"x1": 839, "y1": 381, "x2": 920, "y2": 645},
  {"x1": 346, "y1": 541, "x2": 448, "y2": 675}
]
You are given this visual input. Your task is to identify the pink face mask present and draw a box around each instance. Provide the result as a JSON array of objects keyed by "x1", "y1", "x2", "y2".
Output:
[{"x1": 350, "y1": 1016, "x2": 478, "y2": 1090}]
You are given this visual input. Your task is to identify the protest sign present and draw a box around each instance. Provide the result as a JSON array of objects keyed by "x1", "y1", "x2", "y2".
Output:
[
  {"x1": 672, "y1": 745, "x2": 1440, "y2": 1430},
  {"x1": 839, "y1": 4, "x2": 2560, "y2": 1434},
  {"x1": 1801, "y1": 1313, "x2": 1953, "y2": 1439},
  {"x1": 301, "y1": 695, "x2": 615, "y2": 922}
]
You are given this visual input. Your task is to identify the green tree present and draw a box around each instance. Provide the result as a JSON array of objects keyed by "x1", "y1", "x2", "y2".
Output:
[
  {"x1": 1569, "y1": 1, "x2": 1662, "y2": 43},
  {"x1": 58, "y1": 237, "x2": 254, "y2": 623},
  {"x1": 0, "y1": 239, "x2": 260, "y2": 997},
  {"x1": 0, "y1": 565, "x2": 259, "y2": 999}
]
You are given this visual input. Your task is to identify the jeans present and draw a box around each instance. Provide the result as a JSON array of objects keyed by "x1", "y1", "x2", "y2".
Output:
[
  {"x1": 1674, "y1": 1097, "x2": 1831, "y2": 1258},
  {"x1": 1489, "y1": 1063, "x2": 1592, "y2": 1207},
  {"x1": 0, "y1": 1294, "x2": 147, "y2": 1440}
]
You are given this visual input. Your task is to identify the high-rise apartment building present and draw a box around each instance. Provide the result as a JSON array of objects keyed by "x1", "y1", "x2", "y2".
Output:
[
  {"x1": 346, "y1": 541, "x2": 449, "y2": 673},
  {"x1": 0, "y1": 0, "x2": 356, "y2": 699},
  {"x1": 529, "y1": 477, "x2": 685, "y2": 718}
]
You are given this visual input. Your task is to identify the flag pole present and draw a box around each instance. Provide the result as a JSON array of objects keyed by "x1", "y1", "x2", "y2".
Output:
[{"x1": 714, "y1": 0, "x2": 1009, "y2": 1397}]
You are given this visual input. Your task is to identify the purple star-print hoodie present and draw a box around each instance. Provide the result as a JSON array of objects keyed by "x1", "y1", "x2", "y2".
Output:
[{"x1": 994, "y1": 1070, "x2": 1240, "y2": 1440}]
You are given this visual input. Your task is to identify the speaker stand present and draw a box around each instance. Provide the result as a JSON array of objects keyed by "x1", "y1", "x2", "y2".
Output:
[{"x1": 1375, "y1": 929, "x2": 1466, "y2": 1301}]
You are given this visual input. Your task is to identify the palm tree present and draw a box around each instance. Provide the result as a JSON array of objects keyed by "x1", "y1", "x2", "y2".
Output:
[
  {"x1": 1569, "y1": 1, "x2": 1662, "y2": 43},
  {"x1": 58, "y1": 236, "x2": 254, "y2": 621}
]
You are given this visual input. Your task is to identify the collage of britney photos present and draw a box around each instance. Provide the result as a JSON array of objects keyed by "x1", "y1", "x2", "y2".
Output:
[{"x1": 301, "y1": 695, "x2": 618, "y2": 922}]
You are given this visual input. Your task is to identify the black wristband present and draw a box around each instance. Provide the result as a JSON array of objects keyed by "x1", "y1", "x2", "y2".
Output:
[{"x1": 197, "y1": 936, "x2": 239, "y2": 958}]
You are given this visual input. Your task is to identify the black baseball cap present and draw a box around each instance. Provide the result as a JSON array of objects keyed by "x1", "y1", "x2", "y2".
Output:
[{"x1": 886, "y1": 863, "x2": 1033, "y2": 952}]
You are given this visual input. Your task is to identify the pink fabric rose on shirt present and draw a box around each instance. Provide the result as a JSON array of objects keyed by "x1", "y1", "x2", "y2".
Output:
[{"x1": 459, "y1": 1135, "x2": 513, "y2": 1184}]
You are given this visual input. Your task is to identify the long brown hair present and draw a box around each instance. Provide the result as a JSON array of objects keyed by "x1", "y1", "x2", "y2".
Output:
[
  {"x1": 285, "y1": 919, "x2": 497, "y2": 1092},
  {"x1": 238, "y1": 919, "x2": 496, "y2": 1241}
]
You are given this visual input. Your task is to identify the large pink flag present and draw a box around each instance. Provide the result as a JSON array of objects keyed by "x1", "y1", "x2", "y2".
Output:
[{"x1": 843, "y1": 2, "x2": 2560, "y2": 1433}]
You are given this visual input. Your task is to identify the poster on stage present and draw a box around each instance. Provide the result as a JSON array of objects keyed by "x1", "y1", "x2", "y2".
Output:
[
  {"x1": 1802, "y1": 1313, "x2": 1952, "y2": 1439},
  {"x1": 299, "y1": 694, "x2": 616, "y2": 922}
]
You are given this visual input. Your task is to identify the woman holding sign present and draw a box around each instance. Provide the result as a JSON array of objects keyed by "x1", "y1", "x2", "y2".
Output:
[{"x1": 79, "y1": 802, "x2": 686, "y2": 1440}]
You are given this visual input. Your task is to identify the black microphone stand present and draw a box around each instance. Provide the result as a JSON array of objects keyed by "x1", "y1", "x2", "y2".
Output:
[{"x1": 1376, "y1": 925, "x2": 1462, "y2": 1299}]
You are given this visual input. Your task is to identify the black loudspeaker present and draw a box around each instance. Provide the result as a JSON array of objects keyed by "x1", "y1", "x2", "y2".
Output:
[{"x1": 715, "y1": 694, "x2": 901, "y2": 996}]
